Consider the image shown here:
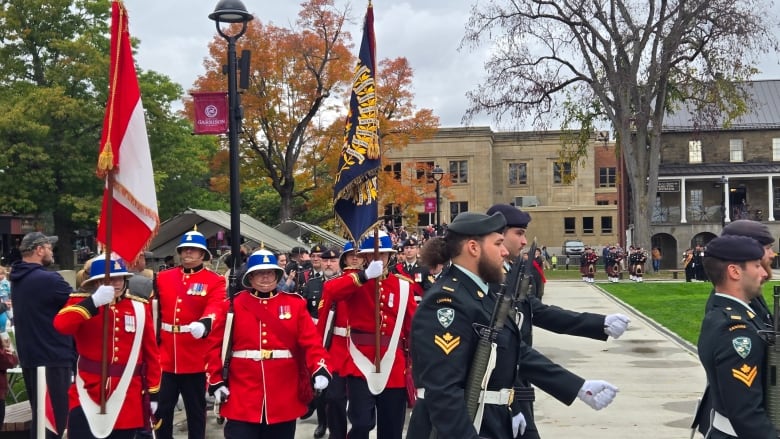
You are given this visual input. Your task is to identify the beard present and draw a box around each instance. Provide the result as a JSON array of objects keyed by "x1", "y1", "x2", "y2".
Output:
[{"x1": 477, "y1": 253, "x2": 504, "y2": 285}]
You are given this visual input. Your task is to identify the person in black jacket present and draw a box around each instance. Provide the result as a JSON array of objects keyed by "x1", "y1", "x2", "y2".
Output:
[
  {"x1": 407, "y1": 212, "x2": 618, "y2": 439},
  {"x1": 9, "y1": 232, "x2": 75, "y2": 438},
  {"x1": 485, "y1": 204, "x2": 630, "y2": 439}
]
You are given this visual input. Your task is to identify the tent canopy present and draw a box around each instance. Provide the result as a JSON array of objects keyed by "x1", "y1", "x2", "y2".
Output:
[
  {"x1": 149, "y1": 208, "x2": 305, "y2": 262},
  {"x1": 274, "y1": 220, "x2": 347, "y2": 249}
]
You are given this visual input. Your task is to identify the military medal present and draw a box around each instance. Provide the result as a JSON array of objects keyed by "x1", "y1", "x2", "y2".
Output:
[
  {"x1": 279, "y1": 305, "x2": 292, "y2": 319},
  {"x1": 124, "y1": 314, "x2": 136, "y2": 332}
]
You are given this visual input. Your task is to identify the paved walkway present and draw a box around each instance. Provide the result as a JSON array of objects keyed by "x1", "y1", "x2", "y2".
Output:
[{"x1": 177, "y1": 279, "x2": 706, "y2": 438}]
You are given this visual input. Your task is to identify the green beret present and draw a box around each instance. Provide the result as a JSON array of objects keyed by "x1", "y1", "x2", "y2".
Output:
[
  {"x1": 704, "y1": 235, "x2": 764, "y2": 261},
  {"x1": 447, "y1": 212, "x2": 506, "y2": 236}
]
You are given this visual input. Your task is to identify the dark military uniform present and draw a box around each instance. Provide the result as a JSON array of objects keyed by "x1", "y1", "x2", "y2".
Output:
[
  {"x1": 407, "y1": 265, "x2": 585, "y2": 439},
  {"x1": 505, "y1": 262, "x2": 608, "y2": 439},
  {"x1": 697, "y1": 294, "x2": 777, "y2": 438},
  {"x1": 302, "y1": 274, "x2": 325, "y2": 321}
]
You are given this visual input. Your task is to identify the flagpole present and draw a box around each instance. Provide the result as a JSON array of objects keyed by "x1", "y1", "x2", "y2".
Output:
[
  {"x1": 373, "y1": 227, "x2": 381, "y2": 372},
  {"x1": 99, "y1": 172, "x2": 115, "y2": 414}
]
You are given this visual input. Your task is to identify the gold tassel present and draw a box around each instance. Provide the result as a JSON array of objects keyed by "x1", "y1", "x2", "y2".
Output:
[{"x1": 97, "y1": 142, "x2": 114, "y2": 175}]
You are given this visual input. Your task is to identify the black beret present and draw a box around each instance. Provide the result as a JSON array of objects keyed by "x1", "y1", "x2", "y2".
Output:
[
  {"x1": 705, "y1": 235, "x2": 765, "y2": 261},
  {"x1": 402, "y1": 238, "x2": 419, "y2": 247},
  {"x1": 447, "y1": 212, "x2": 506, "y2": 236},
  {"x1": 320, "y1": 248, "x2": 340, "y2": 259},
  {"x1": 310, "y1": 244, "x2": 325, "y2": 254},
  {"x1": 722, "y1": 220, "x2": 775, "y2": 246},
  {"x1": 486, "y1": 204, "x2": 531, "y2": 229},
  {"x1": 291, "y1": 246, "x2": 309, "y2": 255}
]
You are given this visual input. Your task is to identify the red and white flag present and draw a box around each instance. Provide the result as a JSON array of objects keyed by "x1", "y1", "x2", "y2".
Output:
[{"x1": 96, "y1": 1, "x2": 159, "y2": 261}]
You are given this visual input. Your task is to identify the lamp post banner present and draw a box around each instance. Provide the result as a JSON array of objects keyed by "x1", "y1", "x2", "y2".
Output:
[
  {"x1": 192, "y1": 92, "x2": 228, "y2": 134},
  {"x1": 424, "y1": 198, "x2": 436, "y2": 213}
]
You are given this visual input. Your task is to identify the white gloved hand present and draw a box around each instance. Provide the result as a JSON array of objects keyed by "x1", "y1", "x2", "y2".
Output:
[
  {"x1": 512, "y1": 411, "x2": 527, "y2": 437},
  {"x1": 578, "y1": 380, "x2": 618, "y2": 410},
  {"x1": 150, "y1": 401, "x2": 158, "y2": 415},
  {"x1": 364, "y1": 260, "x2": 384, "y2": 280},
  {"x1": 313, "y1": 375, "x2": 329, "y2": 390},
  {"x1": 213, "y1": 385, "x2": 230, "y2": 402},
  {"x1": 604, "y1": 313, "x2": 631, "y2": 339},
  {"x1": 91, "y1": 285, "x2": 116, "y2": 307},
  {"x1": 188, "y1": 321, "x2": 206, "y2": 339}
]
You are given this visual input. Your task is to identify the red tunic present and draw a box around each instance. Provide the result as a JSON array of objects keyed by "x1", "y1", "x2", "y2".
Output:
[
  {"x1": 325, "y1": 272, "x2": 417, "y2": 388},
  {"x1": 207, "y1": 290, "x2": 331, "y2": 424},
  {"x1": 317, "y1": 269, "x2": 358, "y2": 375},
  {"x1": 54, "y1": 292, "x2": 161, "y2": 430},
  {"x1": 156, "y1": 266, "x2": 226, "y2": 374}
]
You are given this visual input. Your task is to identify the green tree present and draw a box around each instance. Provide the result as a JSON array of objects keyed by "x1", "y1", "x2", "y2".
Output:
[{"x1": 464, "y1": 0, "x2": 779, "y2": 250}]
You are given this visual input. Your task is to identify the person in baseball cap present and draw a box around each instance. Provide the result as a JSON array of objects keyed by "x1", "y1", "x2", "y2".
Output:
[{"x1": 19, "y1": 231, "x2": 58, "y2": 253}]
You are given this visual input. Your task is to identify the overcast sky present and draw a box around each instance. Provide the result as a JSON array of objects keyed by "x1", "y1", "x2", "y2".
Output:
[{"x1": 121, "y1": 1, "x2": 780, "y2": 131}]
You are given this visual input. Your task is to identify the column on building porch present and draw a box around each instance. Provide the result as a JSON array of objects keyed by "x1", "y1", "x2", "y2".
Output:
[
  {"x1": 769, "y1": 176, "x2": 776, "y2": 221},
  {"x1": 724, "y1": 178, "x2": 731, "y2": 224},
  {"x1": 680, "y1": 178, "x2": 687, "y2": 224}
]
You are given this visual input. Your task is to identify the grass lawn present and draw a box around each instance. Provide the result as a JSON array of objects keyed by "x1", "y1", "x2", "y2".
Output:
[{"x1": 599, "y1": 280, "x2": 780, "y2": 346}]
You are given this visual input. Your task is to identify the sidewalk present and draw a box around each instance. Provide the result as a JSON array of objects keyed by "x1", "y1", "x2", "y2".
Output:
[{"x1": 182, "y1": 279, "x2": 706, "y2": 438}]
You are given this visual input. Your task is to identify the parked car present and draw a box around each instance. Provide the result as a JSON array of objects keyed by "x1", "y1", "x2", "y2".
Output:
[{"x1": 562, "y1": 239, "x2": 586, "y2": 256}]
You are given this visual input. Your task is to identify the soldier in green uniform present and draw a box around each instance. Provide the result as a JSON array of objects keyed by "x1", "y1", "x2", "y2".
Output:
[
  {"x1": 407, "y1": 212, "x2": 618, "y2": 439},
  {"x1": 697, "y1": 234, "x2": 776, "y2": 438}
]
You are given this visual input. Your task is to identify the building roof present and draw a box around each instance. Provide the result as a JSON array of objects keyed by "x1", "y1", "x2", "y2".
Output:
[
  {"x1": 659, "y1": 162, "x2": 780, "y2": 177},
  {"x1": 274, "y1": 220, "x2": 347, "y2": 249},
  {"x1": 663, "y1": 80, "x2": 780, "y2": 132}
]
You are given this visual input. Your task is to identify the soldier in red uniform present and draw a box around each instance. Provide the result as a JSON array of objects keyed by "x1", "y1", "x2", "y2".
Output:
[
  {"x1": 317, "y1": 242, "x2": 364, "y2": 439},
  {"x1": 207, "y1": 249, "x2": 331, "y2": 438},
  {"x1": 53, "y1": 254, "x2": 161, "y2": 438},
  {"x1": 155, "y1": 229, "x2": 226, "y2": 439},
  {"x1": 324, "y1": 232, "x2": 417, "y2": 439}
]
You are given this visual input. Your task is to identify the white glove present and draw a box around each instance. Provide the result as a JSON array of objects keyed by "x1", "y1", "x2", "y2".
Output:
[
  {"x1": 213, "y1": 385, "x2": 230, "y2": 402},
  {"x1": 512, "y1": 411, "x2": 527, "y2": 437},
  {"x1": 150, "y1": 401, "x2": 158, "y2": 415},
  {"x1": 188, "y1": 321, "x2": 206, "y2": 339},
  {"x1": 364, "y1": 260, "x2": 384, "y2": 279},
  {"x1": 604, "y1": 313, "x2": 630, "y2": 339},
  {"x1": 313, "y1": 375, "x2": 329, "y2": 390},
  {"x1": 578, "y1": 380, "x2": 618, "y2": 410},
  {"x1": 91, "y1": 285, "x2": 115, "y2": 307}
]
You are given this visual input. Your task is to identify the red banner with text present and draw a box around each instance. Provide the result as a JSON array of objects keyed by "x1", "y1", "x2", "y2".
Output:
[{"x1": 192, "y1": 92, "x2": 228, "y2": 134}]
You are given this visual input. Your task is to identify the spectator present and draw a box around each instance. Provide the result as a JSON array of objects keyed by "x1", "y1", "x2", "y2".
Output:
[
  {"x1": 0, "y1": 267, "x2": 10, "y2": 331},
  {"x1": 0, "y1": 332, "x2": 18, "y2": 426},
  {"x1": 127, "y1": 250, "x2": 154, "y2": 299},
  {"x1": 551, "y1": 254, "x2": 558, "y2": 270},
  {"x1": 651, "y1": 247, "x2": 662, "y2": 273},
  {"x1": 9, "y1": 231, "x2": 74, "y2": 438},
  {"x1": 159, "y1": 255, "x2": 175, "y2": 272}
]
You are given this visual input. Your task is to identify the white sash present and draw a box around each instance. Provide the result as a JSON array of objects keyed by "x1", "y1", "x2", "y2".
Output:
[
  {"x1": 76, "y1": 300, "x2": 145, "y2": 438},
  {"x1": 348, "y1": 279, "x2": 409, "y2": 395}
]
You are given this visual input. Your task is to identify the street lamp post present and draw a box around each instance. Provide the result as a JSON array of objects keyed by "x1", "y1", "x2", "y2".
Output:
[
  {"x1": 431, "y1": 164, "x2": 444, "y2": 234},
  {"x1": 720, "y1": 175, "x2": 728, "y2": 228},
  {"x1": 209, "y1": 0, "x2": 253, "y2": 296}
]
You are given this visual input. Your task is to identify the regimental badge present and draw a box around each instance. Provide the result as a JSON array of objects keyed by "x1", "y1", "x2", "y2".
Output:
[
  {"x1": 434, "y1": 332, "x2": 460, "y2": 355},
  {"x1": 732, "y1": 336, "x2": 752, "y2": 358},
  {"x1": 437, "y1": 308, "x2": 454, "y2": 328},
  {"x1": 732, "y1": 364, "x2": 758, "y2": 387}
]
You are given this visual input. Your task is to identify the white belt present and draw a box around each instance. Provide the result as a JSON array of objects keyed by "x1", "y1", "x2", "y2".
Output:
[
  {"x1": 333, "y1": 327, "x2": 349, "y2": 337},
  {"x1": 232, "y1": 349, "x2": 293, "y2": 360},
  {"x1": 161, "y1": 323, "x2": 190, "y2": 333},
  {"x1": 416, "y1": 387, "x2": 514, "y2": 405},
  {"x1": 712, "y1": 411, "x2": 737, "y2": 436}
]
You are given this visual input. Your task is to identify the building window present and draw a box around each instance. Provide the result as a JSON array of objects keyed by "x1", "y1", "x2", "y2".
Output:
[
  {"x1": 774, "y1": 187, "x2": 780, "y2": 208},
  {"x1": 418, "y1": 213, "x2": 434, "y2": 227},
  {"x1": 773, "y1": 138, "x2": 780, "y2": 161},
  {"x1": 688, "y1": 140, "x2": 702, "y2": 163},
  {"x1": 415, "y1": 161, "x2": 435, "y2": 181},
  {"x1": 582, "y1": 217, "x2": 594, "y2": 234},
  {"x1": 729, "y1": 139, "x2": 744, "y2": 162},
  {"x1": 596, "y1": 200, "x2": 609, "y2": 206},
  {"x1": 553, "y1": 162, "x2": 572, "y2": 184},
  {"x1": 564, "y1": 217, "x2": 576, "y2": 234},
  {"x1": 601, "y1": 216, "x2": 613, "y2": 234},
  {"x1": 449, "y1": 201, "x2": 468, "y2": 223},
  {"x1": 383, "y1": 162, "x2": 401, "y2": 181},
  {"x1": 508, "y1": 162, "x2": 527, "y2": 185},
  {"x1": 599, "y1": 167, "x2": 616, "y2": 188},
  {"x1": 384, "y1": 204, "x2": 402, "y2": 229},
  {"x1": 449, "y1": 160, "x2": 468, "y2": 184}
]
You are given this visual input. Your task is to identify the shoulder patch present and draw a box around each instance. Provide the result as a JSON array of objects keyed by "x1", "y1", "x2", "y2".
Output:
[
  {"x1": 728, "y1": 324, "x2": 747, "y2": 331},
  {"x1": 732, "y1": 336, "x2": 751, "y2": 358},
  {"x1": 434, "y1": 332, "x2": 460, "y2": 355},
  {"x1": 436, "y1": 297, "x2": 452, "y2": 304},
  {"x1": 437, "y1": 308, "x2": 455, "y2": 328}
]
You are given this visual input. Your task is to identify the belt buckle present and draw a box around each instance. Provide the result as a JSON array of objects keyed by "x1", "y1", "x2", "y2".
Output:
[
  {"x1": 507, "y1": 388, "x2": 514, "y2": 406},
  {"x1": 261, "y1": 350, "x2": 272, "y2": 360},
  {"x1": 172, "y1": 325, "x2": 181, "y2": 333}
]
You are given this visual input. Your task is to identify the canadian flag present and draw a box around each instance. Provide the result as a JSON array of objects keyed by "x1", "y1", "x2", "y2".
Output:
[{"x1": 96, "y1": 1, "x2": 159, "y2": 261}]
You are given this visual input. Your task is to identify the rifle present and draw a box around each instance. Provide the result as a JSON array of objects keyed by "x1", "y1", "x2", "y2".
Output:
[
  {"x1": 461, "y1": 240, "x2": 537, "y2": 433},
  {"x1": 152, "y1": 272, "x2": 161, "y2": 345},
  {"x1": 322, "y1": 302, "x2": 337, "y2": 350}
]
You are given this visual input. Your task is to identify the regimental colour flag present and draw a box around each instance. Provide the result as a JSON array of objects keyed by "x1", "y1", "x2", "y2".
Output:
[
  {"x1": 334, "y1": 1, "x2": 382, "y2": 243},
  {"x1": 96, "y1": 1, "x2": 159, "y2": 261}
]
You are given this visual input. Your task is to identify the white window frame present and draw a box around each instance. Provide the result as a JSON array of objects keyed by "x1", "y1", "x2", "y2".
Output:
[
  {"x1": 688, "y1": 140, "x2": 702, "y2": 163},
  {"x1": 773, "y1": 138, "x2": 780, "y2": 161},
  {"x1": 729, "y1": 139, "x2": 744, "y2": 162}
]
